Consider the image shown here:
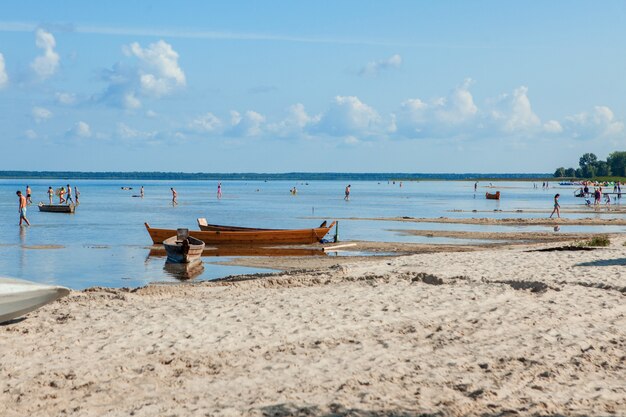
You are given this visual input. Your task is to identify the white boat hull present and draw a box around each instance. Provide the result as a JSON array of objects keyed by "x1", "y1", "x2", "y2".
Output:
[{"x1": 0, "y1": 277, "x2": 70, "y2": 324}]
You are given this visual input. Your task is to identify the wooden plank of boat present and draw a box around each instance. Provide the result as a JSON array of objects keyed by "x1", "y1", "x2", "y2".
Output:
[
  {"x1": 485, "y1": 191, "x2": 501, "y2": 200},
  {"x1": 163, "y1": 235, "x2": 206, "y2": 263},
  {"x1": 145, "y1": 221, "x2": 336, "y2": 245},
  {"x1": 197, "y1": 217, "x2": 328, "y2": 232},
  {"x1": 0, "y1": 277, "x2": 70, "y2": 324},
  {"x1": 38, "y1": 203, "x2": 76, "y2": 213}
]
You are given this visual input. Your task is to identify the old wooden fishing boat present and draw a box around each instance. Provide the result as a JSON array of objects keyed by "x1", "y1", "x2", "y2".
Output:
[
  {"x1": 145, "y1": 221, "x2": 336, "y2": 245},
  {"x1": 485, "y1": 191, "x2": 500, "y2": 200},
  {"x1": 197, "y1": 218, "x2": 328, "y2": 232},
  {"x1": 163, "y1": 234, "x2": 205, "y2": 263},
  {"x1": 38, "y1": 203, "x2": 76, "y2": 213}
]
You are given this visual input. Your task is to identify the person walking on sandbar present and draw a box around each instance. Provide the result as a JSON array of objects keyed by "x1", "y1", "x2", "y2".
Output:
[
  {"x1": 16, "y1": 191, "x2": 30, "y2": 226},
  {"x1": 549, "y1": 193, "x2": 560, "y2": 219}
]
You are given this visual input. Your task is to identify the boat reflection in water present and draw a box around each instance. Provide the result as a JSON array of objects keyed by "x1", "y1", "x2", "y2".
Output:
[
  {"x1": 148, "y1": 245, "x2": 327, "y2": 258},
  {"x1": 163, "y1": 259, "x2": 205, "y2": 281}
]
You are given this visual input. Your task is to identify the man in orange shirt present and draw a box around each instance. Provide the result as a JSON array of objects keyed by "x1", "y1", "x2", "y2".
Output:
[{"x1": 16, "y1": 190, "x2": 30, "y2": 226}]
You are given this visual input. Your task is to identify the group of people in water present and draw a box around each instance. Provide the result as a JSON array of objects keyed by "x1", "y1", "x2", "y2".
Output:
[{"x1": 16, "y1": 184, "x2": 80, "y2": 226}]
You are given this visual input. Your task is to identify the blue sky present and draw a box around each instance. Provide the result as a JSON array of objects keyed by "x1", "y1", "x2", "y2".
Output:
[{"x1": 0, "y1": 1, "x2": 625, "y2": 173}]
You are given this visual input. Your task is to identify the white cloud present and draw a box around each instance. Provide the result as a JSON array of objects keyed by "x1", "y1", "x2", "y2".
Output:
[
  {"x1": 229, "y1": 110, "x2": 265, "y2": 136},
  {"x1": 125, "y1": 40, "x2": 186, "y2": 97},
  {"x1": 123, "y1": 92, "x2": 142, "y2": 109},
  {"x1": 564, "y1": 106, "x2": 624, "y2": 139},
  {"x1": 32, "y1": 106, "x2": 52, "y2": 123},
  {"x1": 492, "y1": 86, "x2": 541, "y2": 133},
  {"x1": 99, "y1": 40, "x2": 185, "y2": 109},
  {"x1": 146, "y1": 110, "x2": 157, "y2": 118},
  {"x1": 117, "y1": 122, "x2": 156, "y2": 140},
  {"x1": 359, "y1": 54, "x2": 402, "y2": 77},
  {"x1": 55, "y1": 92, "x2": 76, "y2": 105},
  {"x1": 267, "y1": 103, "x2": 319, "y2": 138},
  {"x1": 0, "y1": 53, "x2": 8, "y2": 88},
  {"x1": 67, "y1": 121, "x2": 92, "y2": 138},
  {"x1": 24, "y1": 129, "x2": 38, "y2": 139},
  {"x1": 31, "y1": 28, "x2": 60, "y2": 80},
  {"x1": 315, "y1": 96, "x2": 383, "y2": 137},
  {"x1": 395, "y1": 79, "x2": 478, "y2": 138},
  {"x1": 543, "y1": 120, "x2": 563, "y2": 133},
  {"x1": 190, "y1": 112, "x2": 222, "y2": 132}
]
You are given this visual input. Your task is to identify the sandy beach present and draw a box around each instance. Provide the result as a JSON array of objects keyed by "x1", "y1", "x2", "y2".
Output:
[{"x1": 2, "y1": 234, "x2": 625, "y2": 417}]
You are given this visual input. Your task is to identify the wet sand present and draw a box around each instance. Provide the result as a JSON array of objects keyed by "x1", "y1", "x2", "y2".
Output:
[
  {"x1": 1, "y1": 234, "x2": 625, "y2": 416},
  {"x1": 337, "y1": 216, "x2": 626, "y2": 226}
]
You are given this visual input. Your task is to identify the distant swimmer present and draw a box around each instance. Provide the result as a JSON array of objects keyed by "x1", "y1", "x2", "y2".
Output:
[
  {"x1": 171, "y1": 187, "x2": 178, "y2": 205},
  {"x1": 16, "y1": 190, "x2": 30, "y2": 226},
  {"x1": 549, "y1": 193, "x2": 560, "y2": 219},
  {"x1": 344, "y1": 184, "x2": 351, "y2": 201},
  {"x1": 26, "y1": 185, "x2": 32, "y2": 205},
  {"x1": 217, "y1": 182, "x2": 222, "y2": 199},
  {"x1": 47, "y1": 186, "x2": 54, "y2": 204}
]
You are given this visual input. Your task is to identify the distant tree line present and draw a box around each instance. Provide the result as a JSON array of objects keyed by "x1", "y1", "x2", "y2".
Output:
[
  {"x1": 0, "y1": 171, "x2": 551, "y2": 181},
  {"x1": 554, "y1": 152, "x2": 626, "y2": 178}
]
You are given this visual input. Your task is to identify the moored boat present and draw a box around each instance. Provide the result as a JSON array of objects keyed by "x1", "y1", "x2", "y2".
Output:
[
  {"x1": 163, "y1": 234, "x2": 206, "y2": 263},
  {"x1": 0, "y1": 277, "x2": 70, "y2": 324},
  {"x1": 38, "y1": 203, "x2": 76, "y2": 213},
  {"x1": 485, "y1": 191, "x2": 501, "y2": 200},
  {"x1": 145, "y1": 221, "x2": 336, "y2": 245}
]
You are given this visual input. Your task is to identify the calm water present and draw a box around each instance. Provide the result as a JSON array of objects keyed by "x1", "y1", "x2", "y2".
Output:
[{"x1": 1, "y1": 179, "x2": 624, "y2": 289}]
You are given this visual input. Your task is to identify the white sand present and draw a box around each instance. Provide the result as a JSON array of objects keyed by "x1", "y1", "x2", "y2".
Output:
[{"x1": 1, "y1": 238, "x2": 625, "y2": 416}]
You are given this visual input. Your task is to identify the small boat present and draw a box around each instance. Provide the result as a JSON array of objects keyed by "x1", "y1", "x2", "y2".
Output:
[
  {"x1": 163, "y1": 232, "x2": 205, "y2": 264},
  {"x1": 485, "y1": 191, "x2": 501, "y2": 200},
  {"x1": 145, "y1": 220, "x2": 336, "y2": 245},
  {"x1": 0, "y1": 277, "x2": 70, "y2": 324},
  {"x1": 38, "y1": 203, "x2": 76, "y2": 213}
]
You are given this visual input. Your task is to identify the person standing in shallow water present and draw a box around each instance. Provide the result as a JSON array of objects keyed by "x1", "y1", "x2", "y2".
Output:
[
  {"x1": 171, "y1": 187, "x2": 178, "y2": 205},
  {"x1": 549, "y1": 193, "x2": 560, "y2": 219},
  {"x1": 25, "y1": 185, "x2": 32, "y2": 205},
  {"x1": 217, "y1": 182, "x2": 222, "y2": 199},
  {"x1": 16, "y1": 191, "x2": 30, "y2": 226},
  {"x1": 344, "y1": 184, "x2": 351, "y2": 201}
]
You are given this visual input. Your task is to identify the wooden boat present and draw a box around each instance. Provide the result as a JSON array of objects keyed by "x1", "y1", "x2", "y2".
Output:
[
  {"x1": 163, "y1": 235, "x2": 205, "y2": 263},
  {"x1": 485, "y1": 191, "x2": 501, "y2": 200},
  {"x1": 145, "y1": 221, "x2": 336, "y2": 245},
  {"x1": 38, "y1": 203, "x2": 75, "y2": 213},
  {"x1": 1, "y1": 277, "x2": 70, "y2": 324},
  {"x1": 197, "y1": 218, "x2": 328, "y2": 232}
]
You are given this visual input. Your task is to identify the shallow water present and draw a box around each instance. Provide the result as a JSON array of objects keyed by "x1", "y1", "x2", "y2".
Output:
[{"x1": 0, "y1": 179, "x2": 622, "y2": 289}]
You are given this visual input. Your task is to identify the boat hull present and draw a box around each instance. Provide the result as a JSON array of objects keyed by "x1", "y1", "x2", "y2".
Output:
[
  {"x1": 0, "y1": 277, "x2": 70, "y2": 324},
  {"x1": 146, "y1": 221, "x2": 336, "y2": 245},
  {"x1": 163, "y1": 236, "x2": 205, "y2": 263},
  {"x1": 38, "y1": 203, "x2": 75, "y2": 213}
]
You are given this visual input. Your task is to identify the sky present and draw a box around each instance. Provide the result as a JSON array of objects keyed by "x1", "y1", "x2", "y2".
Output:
[{"x1": 0, "y1": 0, "x2": 625, "y2": 173}]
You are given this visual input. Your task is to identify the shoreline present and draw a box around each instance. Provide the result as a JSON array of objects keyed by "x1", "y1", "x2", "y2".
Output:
[{"x1": 1, "y1": 234, "x2": 624, "y2": 416}]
